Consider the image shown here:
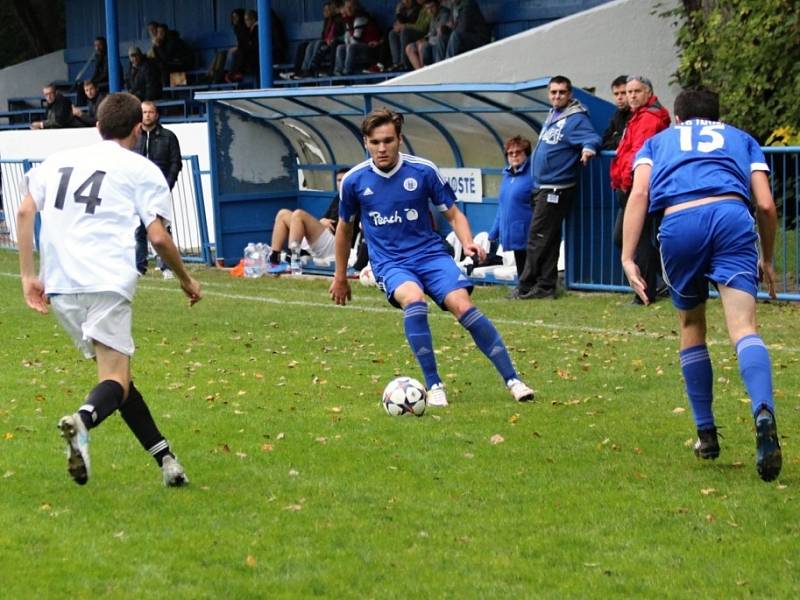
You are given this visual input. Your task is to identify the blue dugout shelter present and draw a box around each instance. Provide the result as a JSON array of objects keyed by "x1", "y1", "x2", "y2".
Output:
[{"x1": 196, "y1": 79, "x2": 614, "y2": 276}]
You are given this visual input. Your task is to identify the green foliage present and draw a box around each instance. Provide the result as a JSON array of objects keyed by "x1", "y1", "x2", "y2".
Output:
[
  {"x1": 665, "y1": 0, "x2": 800, "y2": 142},
  {"x1": 2, "y1": 253, "x2": 800, "y2": 597}
]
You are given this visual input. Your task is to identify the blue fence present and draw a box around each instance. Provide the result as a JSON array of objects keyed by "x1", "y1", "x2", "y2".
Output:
[
  {"x1": 0, "y1": 155, "x2": 212, "y2": 265},
  {"x1": 567, "y1": 146, "x2": 800, "y2": 301}
]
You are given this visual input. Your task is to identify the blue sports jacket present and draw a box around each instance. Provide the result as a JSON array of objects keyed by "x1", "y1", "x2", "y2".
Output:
[
  {"x1": 488, "y1": 157, "x2": 533, "y2": 251},
  {"x1": 531, "y1": 99, "x2": 601, "y2": 188}
]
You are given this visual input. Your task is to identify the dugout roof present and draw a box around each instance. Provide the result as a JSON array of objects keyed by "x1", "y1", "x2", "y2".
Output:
[{"x1": 195, "y1": 79, "x2": 612, "y2": 265}]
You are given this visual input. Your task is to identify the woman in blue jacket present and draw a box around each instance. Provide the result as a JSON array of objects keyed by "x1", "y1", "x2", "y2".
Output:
[{"x1": 488, "y1": 136, "x2": 534, "y2": 276}]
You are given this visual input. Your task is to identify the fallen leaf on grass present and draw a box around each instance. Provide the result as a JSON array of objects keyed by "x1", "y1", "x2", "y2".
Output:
[
  {"x1": 245, "y1": 555, "x2": 257, "y2": 567},
  {"x1": 288, "y1": 469, "x2": 299, "y2": 477},
  {"x1": 489, "y1": 434, "x2": 505, "y2": 445},
  {"x1": 113, "y1": 531, "x2": 125, "y2": 539},
  {"x1": 672, "y1": 407, "x2": 686, "y2": 414},
  {"x1": 508, "y1": 414, "x2": 519, "y2": 424},
  {"x1": 235, "y1": 452, "x2": 247, "y2": 459},
  {"x1": 3, "y1": 471, "x2": 14, "y2": 478},
  {"x1": 706, "y1": 514, "x2": 716, "y2": 523},
  {"x1": 700, "y1": 488, "x2": 717, "y2": 496},
  {"x1": 284, "y1": 504, "x2": 303, "y2": 512},
  {"x1": 40, "y1": 502, "x2": 52, "y2": 511},
  {"x1": 276, "y1": 432, "x2": 285, "y2": 440},
  {"x1": 287, "y1": 360, "x2": 299, "y2": 368},
  {"x1": 261, "y1": 443, "x2": 274, "y2": 452}
]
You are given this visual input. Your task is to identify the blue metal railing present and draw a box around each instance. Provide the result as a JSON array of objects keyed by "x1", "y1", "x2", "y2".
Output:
[
  {"x1": 0, "y1": 155, "x2": 212, "y2": 265},
  {"x1": 567, "y1": 147, "x2": 800, "y2": 301}
]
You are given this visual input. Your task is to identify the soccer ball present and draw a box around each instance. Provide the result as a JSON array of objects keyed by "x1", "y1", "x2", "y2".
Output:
[
  {"x1": 359, "y1": 264, "x2": 376, "y2": 287},
  {"x1": 382, "y1": 376, "x2": 427, "y2": 417}
]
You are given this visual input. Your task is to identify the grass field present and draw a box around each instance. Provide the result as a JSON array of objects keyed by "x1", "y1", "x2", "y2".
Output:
[{"x1": 1, "y1": 250, "x2": 798, "y2": 598}]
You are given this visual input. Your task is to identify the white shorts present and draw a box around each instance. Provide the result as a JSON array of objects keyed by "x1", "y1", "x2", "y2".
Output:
[
  {"x1": 309, "y1": 228, "x2": 335, "y2": 259},
  {"x1": 50, "y1": 292, "x2": 135, "y2": 359}
]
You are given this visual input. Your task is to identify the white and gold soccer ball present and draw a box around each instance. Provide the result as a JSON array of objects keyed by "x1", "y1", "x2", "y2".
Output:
[
  {"x1": 382, "y1": 376, "x2": 427, "y2": 417},
  {"x1": 359, "y1": 264, "x2": 376, "y2": 287}
]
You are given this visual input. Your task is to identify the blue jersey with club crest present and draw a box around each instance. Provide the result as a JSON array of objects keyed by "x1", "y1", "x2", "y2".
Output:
[
  {"x1": 634, "y1": 120, "x2": 769, "y2": 213},
  {"x1": 339, "y1": 153, "x2": 456, "y2": 277}
]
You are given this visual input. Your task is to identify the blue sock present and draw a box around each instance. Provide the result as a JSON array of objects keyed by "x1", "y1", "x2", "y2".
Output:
[
  {"x1": 735, "y1": 334, "x2": 774, "y2": 417},
  {"x1": 679, "y1": 345, "x2": 714, "y2": 429},
  {"x1": 458, "y1": 307, "x2": 517, "y2": 383},
  {"x1": 403, "y1": 301, "x2": 440, "y2": 388}
]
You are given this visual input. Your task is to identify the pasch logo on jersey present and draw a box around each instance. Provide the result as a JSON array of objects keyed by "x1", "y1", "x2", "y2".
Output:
[{"x1": 369, "y1": 210, "x2": 403, "y2": 226}]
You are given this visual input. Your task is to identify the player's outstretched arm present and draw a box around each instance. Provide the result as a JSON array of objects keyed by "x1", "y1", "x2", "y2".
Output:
[
  {"x1": 146, "y1": 217, "x2": 202, "y2": 306},
  {"x1": 443, "y1": 205, "x2": 486, "y2": 262},
  {"x1": 621, "y1": 164, "x2": 651, "y2": 304},
  {"x1": 16, "y1": 194, "x2": 48, "y2": 314},
  {"x1": 329, "y1": 220, "x2": 353, "y2": 305},
  {"x1": 751, "y1": 170, "x2": 778, "y2": 299}
]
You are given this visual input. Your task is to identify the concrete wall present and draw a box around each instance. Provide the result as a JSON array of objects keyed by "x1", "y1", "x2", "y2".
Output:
[
  {"x1": 386, "y1": 0, "x2": 682, "y2": 114},
  {"x1": 0, "y1": 51, "x2": 68, "y2": 112}
]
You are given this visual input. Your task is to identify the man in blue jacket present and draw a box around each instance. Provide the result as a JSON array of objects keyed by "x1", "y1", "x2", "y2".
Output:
[{"x1": 512, "y1": 75, "x2": 601, "y2": 299}]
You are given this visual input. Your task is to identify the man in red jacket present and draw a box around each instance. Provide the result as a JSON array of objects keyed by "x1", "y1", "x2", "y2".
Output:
[{"x1": 611, "y1": 75, "x2": 671, "y2": 304}]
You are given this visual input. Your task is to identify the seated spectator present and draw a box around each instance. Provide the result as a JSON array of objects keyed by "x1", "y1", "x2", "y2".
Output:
[
  {"x1": 289, "y1": 1, "x2": 345, "y2": 78},
  {"x1": 152, "y1": 23, "x2": 194, "y2": 85},
  {"x1": 436, "y1": 0, "x2": 491, "y2": 62},
  {"x1": 89, "y1": 36, "x2": 109, "y2": 89},
  {"x1": 334, "y1": 0, "x2": 383, "y2": 76},
  {"x1": 72, "y1": 80, "x2": 107, "y2": 127},
  {"x1": 388, "y1": 0, "x2": 430, "y2": 71},
  {"x1": 31, "y1": 83, "x2": 79, "y2": 130},
  {"x1": 145, "y1": 21, "x2": 160, "y2": 59},
  {"x1": 267, "y1": 168, "x2": 358, "y2": 272},
  {"x1": 226, "y1": 9, "x2": 248, "y2": 74},
  {"x1": 488, "y1": 136, "x2": 534, "y2": 278},
  {"x1": 126, "y1": 47, "x2": 163, "y2": 101},
  {"x1": 270, "y1": 9, "x2": 289, "y2": 66},
  {"x1": 406, "y1": 0, "x2": 450, "y2": 70}
]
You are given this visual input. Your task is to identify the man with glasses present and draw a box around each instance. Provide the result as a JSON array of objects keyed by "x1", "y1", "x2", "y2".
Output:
[{"x1": 512, "y1": 75, "x2": 601, "y2": 299}]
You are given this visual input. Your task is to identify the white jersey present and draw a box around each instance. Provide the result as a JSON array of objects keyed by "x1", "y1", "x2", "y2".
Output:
[{"x1": 24, "y1": 140, "x2": 173, "y2": 301}]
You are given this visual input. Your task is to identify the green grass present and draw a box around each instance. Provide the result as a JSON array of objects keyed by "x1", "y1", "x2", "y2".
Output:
[{"x1": 1, "y1": 250, "x2": 798, "y2": 598}]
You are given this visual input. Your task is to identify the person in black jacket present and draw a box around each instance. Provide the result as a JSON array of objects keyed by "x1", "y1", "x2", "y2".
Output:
[
  {"x1": 601, "y1": 75, "x2": 633, "y2": 251},
  {"x1": 126, "y1": 47, "x2": 162, "y2": 101},
  {"x1": 134, "y1": 101, "x2": 182, "y2": 277},
  {"x1": 72, "y1": 80, "x2": 107, "y2": 127},
  {"x1": 31, "y1": 84, "x2": 79, "y2": 129},
  {"x1": 151, "y1": 24, "x2": 195, "y2": 85}
]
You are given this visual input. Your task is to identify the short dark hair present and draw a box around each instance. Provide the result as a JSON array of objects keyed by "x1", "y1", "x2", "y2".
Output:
[
  {"x1": 611, "y1": 75, "x2": 628, "y2": 88},
  {"x1": 548, "y1": 75, "x2": 572, "y2": 91},
  {"x1": 43, "y1": 83, "x2": 56, "y2": 92},
  {"x1": 335, "y1": 167, "x2": 350, "y2": 176},
  {"x1": 97, "y1": 92, "x2": 142, "y2": 140},
  {"x1": 674, "y1": 88, "x2": 720, "y2": 122},
  {"x1": 504, "y1": 135, "x2": 532, "y2": 157},
  {"x1": 361, "y1": 108, "x2": 404, "y2": 136}
]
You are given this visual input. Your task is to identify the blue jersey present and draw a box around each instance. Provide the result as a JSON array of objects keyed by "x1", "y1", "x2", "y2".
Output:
[
  {"x1": 634, "y1": 120, "x2": 768, "y2": 213},
  {"x1": 339, "y1": 154, "x2": 456, "y2": 276}
]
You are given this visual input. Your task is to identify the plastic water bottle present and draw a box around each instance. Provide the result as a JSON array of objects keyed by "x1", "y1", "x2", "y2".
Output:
[
  {"x1": 290, "y1": 251, "x2": 302, "y2": 276},
  {"x1": 254, "y1": 243, "x2": 268, "y2": 276},
  {"x1": 243, "y1": 243, "x2": 258, "y2": 278}
]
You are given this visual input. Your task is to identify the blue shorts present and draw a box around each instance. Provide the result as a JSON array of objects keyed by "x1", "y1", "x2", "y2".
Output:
[
  {"x1": 376, "y1": 253, "x2": 473, "y2": 310},
  {"x1": 658, "y1": 200, "x2": 758, "y2": 310}
]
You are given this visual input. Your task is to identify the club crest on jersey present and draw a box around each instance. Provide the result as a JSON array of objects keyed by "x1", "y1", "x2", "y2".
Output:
[{"x1": 403, "y1": 177, "x2": 418, "y2": 192}]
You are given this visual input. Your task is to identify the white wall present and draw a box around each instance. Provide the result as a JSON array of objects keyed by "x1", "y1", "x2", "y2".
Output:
[
  {"x1": 0, "y1": 122, "x2": 215, "y2": 243},
  {"x1": 0, "y1": 51, "x2": 68, "y2": 113},
  {"x1": 385, "y1": 0, "x2": 681, "y2": 113}
]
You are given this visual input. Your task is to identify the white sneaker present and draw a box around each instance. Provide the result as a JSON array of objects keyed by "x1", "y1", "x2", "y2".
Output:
[
  {"x1": 162, "y1": 269, "x2": 175, "y2": 280},
  {"x1": 427, "y1": 382, "x2": 448, "y2": 407},
  {"x1": 507, "y1": 378, "x2": 535, "y2": 402},
  {"x1": 162, "y1": 455, "x2": 189, "y2": 487},
  {"x1": 58, "y1": 414, "x2": 90, "y2": 485}
]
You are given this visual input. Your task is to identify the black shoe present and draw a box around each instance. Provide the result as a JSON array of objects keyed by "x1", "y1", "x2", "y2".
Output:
[
  {"x1": 755, "y1": 407, "x2": 782, "y2": 482},
  {"x1": 519, "y1": 287, "x2": 556, "y2": 300},
  {"x1": 693, "y1": 426, "x2": 720, "y2": 460}
]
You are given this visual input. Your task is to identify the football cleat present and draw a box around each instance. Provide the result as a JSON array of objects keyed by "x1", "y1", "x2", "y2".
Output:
[
  {"x1": 267, "y1": 262, "x2": 290, "y2": 275},
  {"x1": 755, "y1": 408, "x2": 782, "y2": 482},
  {"x1": 162, "y1": 269, "x2": 175, "y2": 280},
  {"x1": 427, "y1": 382, "x2": 448, "y2": 407},
  {"x1": 507, "y1": 378, "x2": 535, "y2": 402},
  {"x1": 693, "y1": 426, "x2": 720, "y2": 460},
  {"x1": 162, "y1": 455, "x2": 189, "y2": 487},
  {"x1": 58, "y1": 414, "x2": 90, "y2": 485}
]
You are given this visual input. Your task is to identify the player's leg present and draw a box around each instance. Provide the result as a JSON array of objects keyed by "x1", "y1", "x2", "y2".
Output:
[
  {"x1": 290, "y1": 209, "x2": 328, "y2": 248},
  {"x1": 119, "y1": 379, "x2": 188, "y2": 486},
  {"x1": 718, "y1": 284, "x2": 781, "y2": 480},
  {"x1": 394, "y1": 281, "x2": 444, "y2": 405},
  {"x1": 676, "y1": 304, "x2": 718, "y2": 459},
  {"x1": 443, "y1": 288, "x2": 533, "y2": 402},
  {"x1": 269, "y1": 209, "x2": 292, "y2": 265}
]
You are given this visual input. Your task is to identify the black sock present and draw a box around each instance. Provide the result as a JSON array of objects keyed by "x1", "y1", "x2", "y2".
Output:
[
  {"x1": 119, "y1": 381, "x2": 173, "y2": 467},
  {"x1": 78, "y1": 380, "x2": 124, "y2": 430},
  {"x1": 269, "y1": 250, "x2": 280, "y2": 264}
]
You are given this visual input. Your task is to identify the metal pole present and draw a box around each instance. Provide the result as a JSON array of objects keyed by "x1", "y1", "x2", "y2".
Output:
[
  {"x1": 104, "y1": 0, "x2": 122, "y2": 92},
  {"x1": 257, "y1": 0, "x2": 274, "y2": 88}
]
